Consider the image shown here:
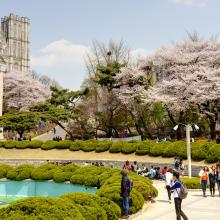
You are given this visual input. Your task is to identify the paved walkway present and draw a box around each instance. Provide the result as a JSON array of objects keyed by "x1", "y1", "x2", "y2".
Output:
[
  {"x1": 33, "y1": 126, "x2": 66, "y2": 141},
  {"x1": 133, "y1": 180, "x2": 220, "y2": 220}
]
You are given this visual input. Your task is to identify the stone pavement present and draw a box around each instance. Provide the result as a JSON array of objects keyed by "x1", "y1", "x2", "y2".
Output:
[
  {"x1": 132, "y1": 180, "x2": 220, "y2": 220},
  {"x1": 33, "y1": 126, "x2": 66, "y2": 141}
]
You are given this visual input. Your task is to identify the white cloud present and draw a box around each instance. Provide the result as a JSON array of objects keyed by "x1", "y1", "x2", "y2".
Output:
[
  {"x1": 130, "y1": 48, "x2": 153, "y2": 60},
  {"x1": 31, "y1": 40, "x2": 152, "y2": 90},
  {"x1": 31, "y1": 40, "x2": 89, "y2": 90},
  {"x1": 171, "y1": 0, "x2": 208, "y2": 7}
]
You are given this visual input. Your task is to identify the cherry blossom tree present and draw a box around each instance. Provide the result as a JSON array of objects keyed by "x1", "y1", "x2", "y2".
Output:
[
  {"x1": 116, "y1": 40, "x2": 220, "y2": 139},
  {"x1": 4, "y1": 71, "x2": 51, "y2": 111}
]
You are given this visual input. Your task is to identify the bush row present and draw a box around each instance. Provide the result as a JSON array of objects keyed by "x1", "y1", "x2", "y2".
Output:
[
  {"x1": 1, "y1": 139, "x2": 219, "y2": 163},
  {"x1": 0, "y1": 163, "x2": 157, "y2": 219}
]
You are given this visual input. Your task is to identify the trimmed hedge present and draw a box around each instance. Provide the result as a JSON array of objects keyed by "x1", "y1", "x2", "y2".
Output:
[
  {"x1": 109, "y1": 141, "x2": 124, "y2": 153},
  {"x1": 0, "y1": 164, "x2": 13, "y2": 178},
  {"x1": 0, "y1": 163, "x2": 157, "y2": 219},
  {"x1": 0, "y1": 197, "x2": 85, "y2": 220},
  {"x1": 181, "y1": 177, "x2": 203, "y2": 189},
  {"x1": 31, "y1": 164, "x2": 61, "y2": 180},
  {"x1": 6, "y1": 164, "x2": 34, "y2": 180},
  {"x1": 1, "y1": 139, "x2": 219, "y2": 163},
  {"x1": 61, "y1": 192, "x2": 121, "y2": 220},
  {"x1": 95, "y1": 141, "x2": 112, "y2": 153}
]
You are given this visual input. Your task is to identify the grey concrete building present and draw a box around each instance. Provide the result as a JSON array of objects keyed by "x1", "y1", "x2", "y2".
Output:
[{"x1": 0, "y1": 13, "x2": 30, "y2": 72}]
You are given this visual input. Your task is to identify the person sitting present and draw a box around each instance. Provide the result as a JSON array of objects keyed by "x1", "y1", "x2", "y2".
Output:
[
  {"x1": 149, "y1": 166, "x2": 156, "y2": 179},
  {"x1": 132, "y1": 161, "x2": 138, "y2": 173},
  {"x1": 155, "y1": 167, "x2": 163, "y2": 179}
]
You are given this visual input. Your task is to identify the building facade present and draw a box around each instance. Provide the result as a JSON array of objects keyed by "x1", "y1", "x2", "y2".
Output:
[{"x1": 0, "y1": 13, "x2": 30, "y2": 72}]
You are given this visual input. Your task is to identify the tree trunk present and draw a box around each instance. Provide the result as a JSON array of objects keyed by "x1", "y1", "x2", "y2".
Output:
[
  {"x1": 209, "y1": 119, "x2": 216, "y2": 140},
  {"x1": 128, "y1": 110, "x2": 144, "y2": 138},
  {"x1": 140, "y1": 116, "x2": 153, "y2": 140},
  {"x1": 176, "y1": 111, "x2": 184, "y2": 140},
  {"x1": 55, "y1": 121, "x2": 74, "y2": 140}
]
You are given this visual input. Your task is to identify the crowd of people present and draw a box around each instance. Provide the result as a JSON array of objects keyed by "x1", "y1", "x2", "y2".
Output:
[
  {"x1": 122, "y1": 159, "x2": 185, "y2": 180},
  {"x1": 52, "y1": 136, "x2": 62, "y2": 141}
]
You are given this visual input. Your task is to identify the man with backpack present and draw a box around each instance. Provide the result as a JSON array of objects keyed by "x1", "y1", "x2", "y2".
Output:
[
  {"x1": 120, "y1": 170, "x2": 132, "y2": 219},
  {"x1": 170, "y1": 172, "x2": 188, "y2": 220}
]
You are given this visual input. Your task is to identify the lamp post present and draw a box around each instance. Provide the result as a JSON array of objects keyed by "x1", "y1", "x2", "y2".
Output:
[{"x1": 173, "y1": 123, "x2": 199, "y2": 178}]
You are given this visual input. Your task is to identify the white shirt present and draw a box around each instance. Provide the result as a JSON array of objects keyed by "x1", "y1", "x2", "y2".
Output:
[
  {"x1": 170, "y1": 180, "x2": 181, "y2": 198},
  {"x1": 165, "y1": 172, "x2": 173, "y2": 186}
]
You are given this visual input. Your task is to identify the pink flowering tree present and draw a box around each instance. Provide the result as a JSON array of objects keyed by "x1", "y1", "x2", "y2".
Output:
[
  {"x1": 117, "y1": 40, "x2": 220, "y2": 139},
  {"x1": 4, "y1": 71, "x2": 51, "y2": 111}
]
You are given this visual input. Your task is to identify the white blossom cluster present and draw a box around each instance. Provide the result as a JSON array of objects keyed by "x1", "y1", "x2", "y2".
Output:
[
  {"x1": 115, "y1": 40, "x2": 220, "y2": 111},
  {"x1": 4, "y1": 71, "x2": 51, "y2": 110}
]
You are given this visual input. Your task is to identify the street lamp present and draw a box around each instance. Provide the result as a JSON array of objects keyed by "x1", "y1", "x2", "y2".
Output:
[{"x1": 173, "y1": 123, "x2": 199, "y2": 178}]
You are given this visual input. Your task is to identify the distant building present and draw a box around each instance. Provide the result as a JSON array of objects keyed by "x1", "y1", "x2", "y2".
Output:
[{"x1": 0, "y1": 13, "x2": 30, "y2": 72}]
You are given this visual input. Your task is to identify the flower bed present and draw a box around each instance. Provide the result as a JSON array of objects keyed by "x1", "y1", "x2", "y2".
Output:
[{"x1": 0, "y1": 163, "x2": 158, "y2": 220}]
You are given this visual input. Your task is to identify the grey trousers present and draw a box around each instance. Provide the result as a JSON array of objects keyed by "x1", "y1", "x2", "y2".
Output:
[{"x1": 174, "y1": 198, "x2": 188, "y2": 220}]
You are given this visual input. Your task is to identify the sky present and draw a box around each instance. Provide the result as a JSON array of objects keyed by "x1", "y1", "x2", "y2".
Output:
[{"x1": 1, "y1": 0, "x2": 220, "y2": 90}]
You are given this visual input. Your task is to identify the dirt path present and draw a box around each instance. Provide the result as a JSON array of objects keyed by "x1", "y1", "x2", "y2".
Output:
[{"x1": 0, "y1": 148, "x2": 211, "y2": 166}]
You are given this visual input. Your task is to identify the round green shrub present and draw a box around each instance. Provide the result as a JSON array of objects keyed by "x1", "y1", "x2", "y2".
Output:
[
  {"x1": 62, "y1": 163, "x2": 79, "y2": 172},
  {"x1": 26, "y1": 140, "x2": 43, "y2": 148},
  {"x1": 109, "y1": 141, "x2": 124, "y2": 153},
  {"x1": 61, "y1": 192, "x2": 121, "y2": 220},
  {"x1": 6, "y1": 164, "x2": 34, "y2": 180},
  {"x1": 121, "y1": 143, "x2": 137, "y2": 154},
  {"x1": 15, "y1": 141, "x2": 29, "y2": 149},
  {"x1": 56, "y1": 140, "x2": 73, "y2": 149},
  {"x1": 61, "y1": 193, "x2": 106, "y2": 220},
  {"x1": 53, "y1": 171, "x2": 73, "y2": 182},
  {"x1": 41, "y1": 140, "x2": 58, "y2": 150},
  {"x1": 163, "y1": 141, "x2": 186, "y2": 158},
  {"x1": 95, "y1": 141, "x2": 112, "y2": 153},
  {"x1": 0, "y1": 164, "x2": 13, "y2": 178},
  {"x1": 31, "y1": 164, "x2": 61, "y2": 180},
  {"x1": 70, "y1": 166, "x2": 112, "y2": 186},
  {"x1": 149, "y1": 142, "x2": 165, "y2": 156},
  {"x1": 70, "y1": 140, "x2": 83, "y2": 151},
  {"x1": 0, "y1": 197, "x2": 85, "y2": 220},
  {"x1": 206, "y1": 143, "x2": 220, "y2": 163},
  {"x1": 191, "y1": 142, "x2": 209, "y2": 161},
  {"x1": 3, "y1": 140, "x2": 17, "y2": 149},
  {"x1": 0, "y1": 141, "x2": 5, "y2": 148},
  {"x1": 135, "y1": 141, "x2": 150, "y2": 155},
  {"x1": 81, "y1": 140, "x2": 96, "y2": 152}
]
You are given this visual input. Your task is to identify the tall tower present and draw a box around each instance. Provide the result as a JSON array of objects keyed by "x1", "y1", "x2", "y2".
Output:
[{"x1": 1, "y1": 13, "x2": 30, "y2": 72}]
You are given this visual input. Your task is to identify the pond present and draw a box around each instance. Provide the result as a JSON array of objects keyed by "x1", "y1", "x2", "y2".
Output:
[{"x1": 0, "y1": 179, "x2": 96, "y2": 206}]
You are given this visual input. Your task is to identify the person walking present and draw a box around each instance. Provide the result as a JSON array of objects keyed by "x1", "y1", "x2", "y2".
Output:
[
  {"x1": 209, "y1": 166, "x2": 216, "y2": 197},
  {"x1": 120, "y1": 170, "x2": 132, "y2": 219},
  {"x1": 165, "y1": 168, "x2": 173, "y2": 203},
  {"x1": 199, "y1": 166, "x2": 209, "y2": 197},
  {"x1": 170, "y1": 172, "x2": 188, "y2": 220}
]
